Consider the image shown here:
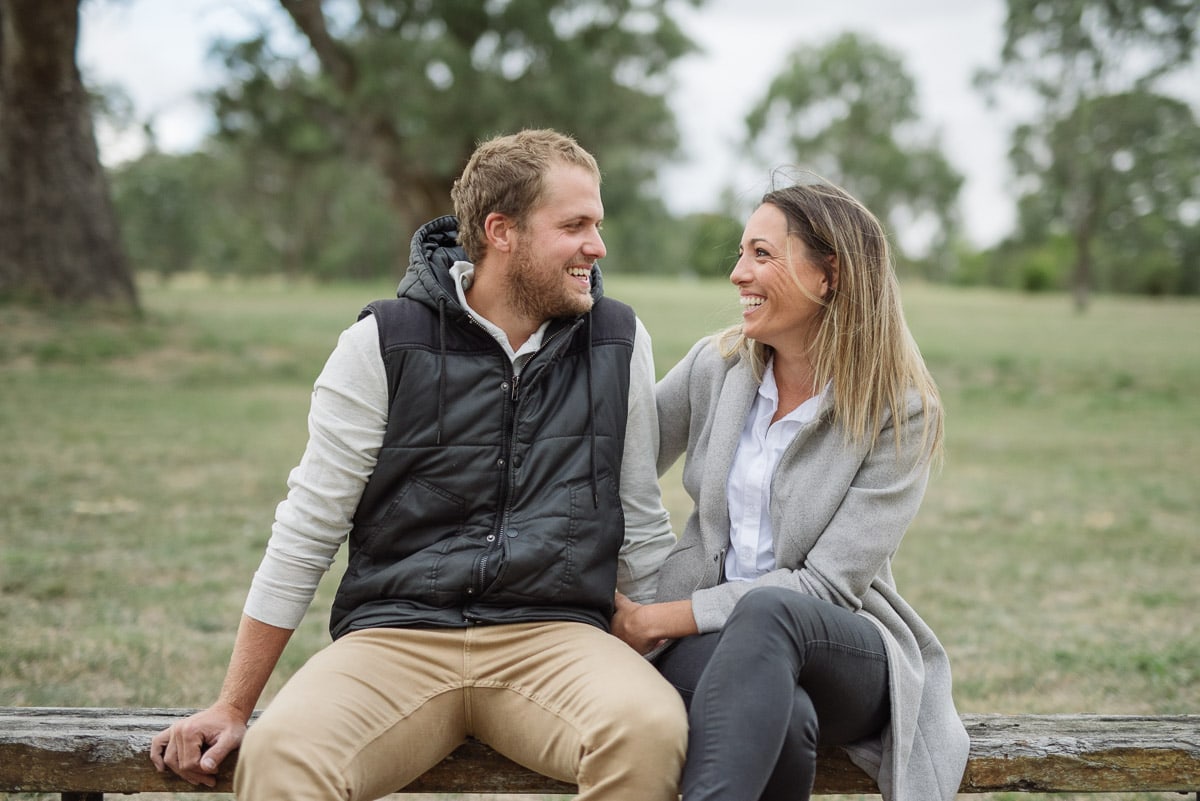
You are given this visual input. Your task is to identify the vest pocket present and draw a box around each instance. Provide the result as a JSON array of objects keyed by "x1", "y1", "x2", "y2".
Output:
[
  {"x1": 490, "y1": 470, "x2": 623, "y2": 603},
  {"x1": 348, "y1": 477, "x2": 467, "y2": 571}
]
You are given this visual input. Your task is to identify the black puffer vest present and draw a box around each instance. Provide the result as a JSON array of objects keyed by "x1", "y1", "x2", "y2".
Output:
[{"x1": 329, "y1": 216, "x2": 635, "y2": 639}]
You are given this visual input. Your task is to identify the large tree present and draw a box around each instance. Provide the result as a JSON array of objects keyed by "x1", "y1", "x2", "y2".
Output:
[
  {"x1": 208, "y1": 0, "x2": 700, "y2": 268},
  {"x1": 0, "y1": 0, "x2": 138, "y2": 310},
  {"x1": 743, "y1": 32, "x2": 963, "y2": 273},
  {"x1": 978, "y1": 0, "x2": 1200, "y2": 308},
  {"x1": 1011, "y1": 91, "x2": 1200, "y2": 297}
]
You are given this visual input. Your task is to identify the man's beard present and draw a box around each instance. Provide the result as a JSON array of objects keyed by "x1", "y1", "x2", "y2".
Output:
[{"x1": 505, "y1": 243, "x2": 594, "y2": 322}]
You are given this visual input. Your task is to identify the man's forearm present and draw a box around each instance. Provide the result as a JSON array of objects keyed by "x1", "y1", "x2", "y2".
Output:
[{"x1": 216, "y1": 614, "x2": 294, "y2": 721}]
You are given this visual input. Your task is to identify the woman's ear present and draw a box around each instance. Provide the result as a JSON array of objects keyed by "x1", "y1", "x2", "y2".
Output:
[
  {"x1": 484, "y1": 212, "x2": 515, "y2": 254},
  {"x1": 823, "y1": 254, "x2": 840, "y2": 298}
]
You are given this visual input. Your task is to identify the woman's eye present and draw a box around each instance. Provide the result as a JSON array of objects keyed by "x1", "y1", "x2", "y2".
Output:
[{"x1": 755, "y1": 248, "x2": 770, "y2": 258}]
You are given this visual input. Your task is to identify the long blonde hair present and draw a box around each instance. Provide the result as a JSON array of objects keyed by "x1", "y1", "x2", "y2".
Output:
[{"x1": 720, "y1": 177, "x2": 943, "y2": 462}]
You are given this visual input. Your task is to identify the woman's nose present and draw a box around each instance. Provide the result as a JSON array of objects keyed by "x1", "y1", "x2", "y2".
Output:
[{"x1": 729, "y1": 254, "x2": 749, "y2": 285}]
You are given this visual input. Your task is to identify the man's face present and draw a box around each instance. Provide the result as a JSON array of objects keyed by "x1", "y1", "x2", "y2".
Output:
[{"x1": 505, "y1": 162, "x2": 606, "y2": 321}]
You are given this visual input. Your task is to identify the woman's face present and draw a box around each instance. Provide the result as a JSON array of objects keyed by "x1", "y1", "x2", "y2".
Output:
[{"x1": 730, "y1": 203, "x2": 831, "y2": 351}]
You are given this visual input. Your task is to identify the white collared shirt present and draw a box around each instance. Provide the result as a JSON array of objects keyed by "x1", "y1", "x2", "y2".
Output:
[
  {"x1": 724, "y1": 360, "x2": 827, "y2": 582},
  {"x1": 450, "y1": 260, "x2": 547, "y2": 373}
]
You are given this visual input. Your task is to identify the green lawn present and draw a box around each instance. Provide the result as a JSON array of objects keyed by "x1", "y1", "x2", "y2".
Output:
[{"x1": 2, "y1": 276, "x2": 1197, "y2": 800}]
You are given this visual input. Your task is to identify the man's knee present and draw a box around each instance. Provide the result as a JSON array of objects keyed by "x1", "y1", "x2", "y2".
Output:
[
  {"x1": 237, "y1": 713, "x2": 301, "y2": 775},
  {"x1": 639, "y1": 684, "x2": 689, "y2": 740},
  {"x1": 235, "y1": 710, "x2": 343, "y2": 799},
  {"x1": 577, "y1": 680, "x2": 687, "y2": 798},
  {"x1": 602, "y1": 677, "x2": 689, "y2": 759}
]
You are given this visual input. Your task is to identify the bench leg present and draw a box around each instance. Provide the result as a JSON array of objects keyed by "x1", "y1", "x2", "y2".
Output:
[{"x1": 62, "y1": 794, "x2": 102, "y2": 801}]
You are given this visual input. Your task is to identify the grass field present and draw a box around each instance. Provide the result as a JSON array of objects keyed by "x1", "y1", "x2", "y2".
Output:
[{"x1": 1, "y1": 275, "x2": 1197, "y2": 800}]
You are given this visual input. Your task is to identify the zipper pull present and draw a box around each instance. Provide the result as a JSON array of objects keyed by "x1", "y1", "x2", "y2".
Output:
[{"x1": 510, "y1": 374, "x2": 520, "y2": 402}]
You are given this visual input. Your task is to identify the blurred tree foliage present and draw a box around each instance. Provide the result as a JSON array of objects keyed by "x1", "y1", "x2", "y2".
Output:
[
  {"x1": 743, "y1": 32, "x2": 964, "y2": 277},
  {"x1": 978, "y1": 0, "x2": 1200, "y2": 307},
  {"x1": 677, "y1": 211, "x2": 743, "y2": 278},
  {"x1": 111, "y1": 145, "x2": 401, "y2": 281},
  {"x1": 102, "y1": 1, "x2": 1200, "y2": 298},
  {"x1": 1012, "y1": 92, "x2": 1200, "y2": 296},
  {"x1": 167, "y1": 0, "x2": 703, "y2": 280}
]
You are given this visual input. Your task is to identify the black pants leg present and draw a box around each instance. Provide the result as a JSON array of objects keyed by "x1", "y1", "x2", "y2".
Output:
[{"x1": 656, "y1": 587, "x2": 890, "y2": 801}]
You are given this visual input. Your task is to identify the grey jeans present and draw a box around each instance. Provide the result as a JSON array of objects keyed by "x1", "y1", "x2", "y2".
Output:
[{"x1": 655, "y1": 587, "x2": 890, "y2": 801}]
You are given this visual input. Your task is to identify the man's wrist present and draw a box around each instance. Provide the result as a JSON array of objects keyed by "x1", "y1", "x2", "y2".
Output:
[{"x1": 213, "y1": 696, "x2": 255, "y2": 724}]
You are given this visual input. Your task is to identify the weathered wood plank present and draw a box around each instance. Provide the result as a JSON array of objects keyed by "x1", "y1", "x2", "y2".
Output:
[
  {"x1": 960, "y1": 713, "x2": 1200, "y2": 793},
  {"x1": 0, "y1": 708, "x2": 574, "y2": 796},
  {"x1": 1, "y1": 708, "x2": 1197, "y2": 795}
]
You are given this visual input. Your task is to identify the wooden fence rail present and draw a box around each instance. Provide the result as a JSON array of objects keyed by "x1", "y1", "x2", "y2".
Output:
[{"x1": 1, "y1": 708, "x2": 1197, "y2": 798}]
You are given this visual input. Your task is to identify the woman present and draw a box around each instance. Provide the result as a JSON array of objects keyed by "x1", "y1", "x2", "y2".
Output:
[{"x1": 613, "y1": 178, "x2": 969, "y2": 801}]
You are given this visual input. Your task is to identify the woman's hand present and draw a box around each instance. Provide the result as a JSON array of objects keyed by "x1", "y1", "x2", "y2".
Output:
[
  {"x1": 612, "y1": 592, "x2": 663, "y2": 654},
  {"x1": 612, "y1": 593, "x2": 700, "y2": 654}
]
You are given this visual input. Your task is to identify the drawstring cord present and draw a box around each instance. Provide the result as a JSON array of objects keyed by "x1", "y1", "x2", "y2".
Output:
[
  {"x1": 436, "y1": 296, "x2": 447, "y2": 445},
  {"x1": 587, "y1": 312, "x2": 598, "y2": 508}
]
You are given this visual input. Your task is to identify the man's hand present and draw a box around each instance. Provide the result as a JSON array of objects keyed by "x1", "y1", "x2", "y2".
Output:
[
  {"x1": 149, "y1": 614, "x2": 292, "y2": 785},
  {"x1": 149, "y1": 702, "x2": 248, "y2": 787}
]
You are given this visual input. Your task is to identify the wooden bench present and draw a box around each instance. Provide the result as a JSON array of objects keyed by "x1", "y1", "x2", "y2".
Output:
[{"x1": 1, "y1": 707, "x2": 1197, "y2": 798}]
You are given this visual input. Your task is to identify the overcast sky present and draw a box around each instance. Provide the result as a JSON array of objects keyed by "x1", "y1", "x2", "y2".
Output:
[{"x1": 80, "y1": 0, "x2": 1019, "y2": 246}]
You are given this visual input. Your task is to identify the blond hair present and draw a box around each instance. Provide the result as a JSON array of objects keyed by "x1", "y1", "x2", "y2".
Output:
[
  {"x1": 451, "y1": 129, "x2": 601, "y2": 263},
  {"x1": 720, "y1": 176, "x2": 943, "y2": 463}
]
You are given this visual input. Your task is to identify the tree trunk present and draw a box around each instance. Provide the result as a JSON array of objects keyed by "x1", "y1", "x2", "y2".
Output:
[
  {"x1": 277, "y1": 0, "x2": 461, "y2": 262},
  {"x1": 1071, "y1": 226, "x2": 1092, "y2": 313},
  {"x1": 0, "y1": 0, "x2": 138, "y2": 311}
]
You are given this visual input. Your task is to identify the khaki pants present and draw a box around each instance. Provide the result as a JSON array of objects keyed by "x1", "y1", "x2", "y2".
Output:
[{"x1": 235, "y1": 621, "x2": 687, "y2": 801}]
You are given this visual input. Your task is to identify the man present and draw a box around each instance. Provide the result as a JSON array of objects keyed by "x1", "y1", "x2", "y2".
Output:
[{"x1": 150, "y1": 129, "x2": 686, "y2": 800}]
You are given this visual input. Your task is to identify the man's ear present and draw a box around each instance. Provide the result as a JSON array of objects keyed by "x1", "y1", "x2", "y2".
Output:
[{"x1": 484, "y1": 212, "x2": 516, "y2": 254}]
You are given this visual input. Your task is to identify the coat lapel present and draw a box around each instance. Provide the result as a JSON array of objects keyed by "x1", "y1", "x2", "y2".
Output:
[{"x1": 697, "y1": 357, "x2": 758, "y2": 549}]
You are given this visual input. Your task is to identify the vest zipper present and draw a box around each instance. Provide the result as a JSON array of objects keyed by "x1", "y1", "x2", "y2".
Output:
[
  {"x1": 472, "y1": 363, "x2": 518, "y2": 599},
  {"x1": 469, "y1": 319, "x2": 580, "y2": 601}
]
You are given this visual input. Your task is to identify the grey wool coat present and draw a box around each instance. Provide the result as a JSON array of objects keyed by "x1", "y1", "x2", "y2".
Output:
[{"x1": 653, "y1": 337, "x2": 969, "y2": 801}]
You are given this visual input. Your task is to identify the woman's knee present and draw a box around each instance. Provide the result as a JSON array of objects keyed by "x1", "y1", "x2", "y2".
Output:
[{"x1": 728, "y1": 587, "x2": 827, "y2": 631}]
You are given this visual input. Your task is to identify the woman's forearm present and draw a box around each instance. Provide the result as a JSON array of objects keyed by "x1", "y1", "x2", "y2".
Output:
[
  {"x1": 636, "y1": 599, "x2": 700, "y2": 641},
  {"x1": 613, "y1": 595, "x2": 701, "y2": 654}
]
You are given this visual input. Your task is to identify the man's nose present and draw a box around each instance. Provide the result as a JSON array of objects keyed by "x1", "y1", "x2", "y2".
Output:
[{"x1": 584, "y1": 229, "x2": 606, "y2": 260}]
